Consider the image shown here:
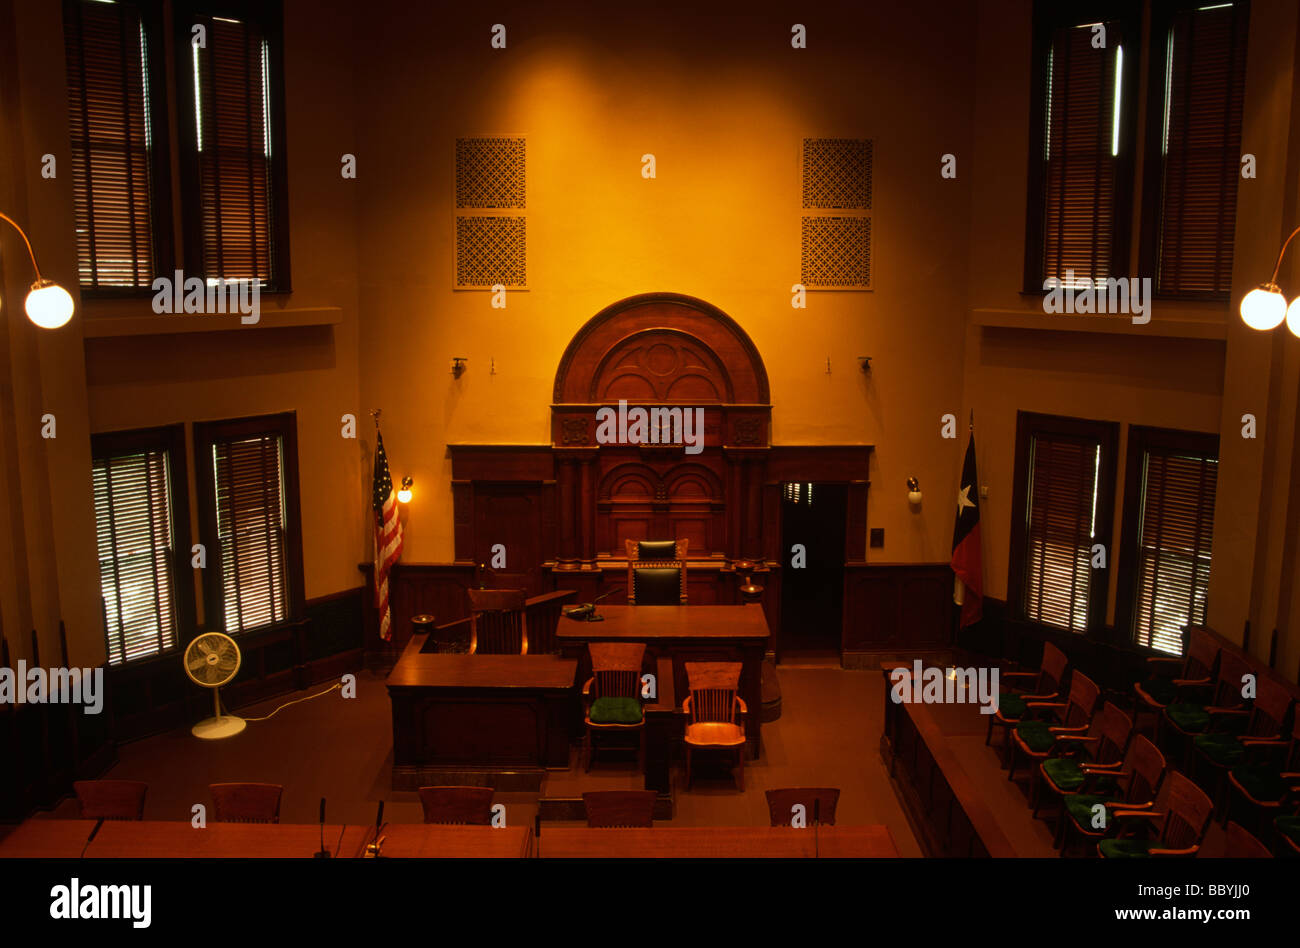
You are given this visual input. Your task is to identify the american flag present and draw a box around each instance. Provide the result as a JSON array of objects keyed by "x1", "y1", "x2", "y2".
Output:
[{"x1": 372, "y1": 430, "x2": 404, "y2": 641}]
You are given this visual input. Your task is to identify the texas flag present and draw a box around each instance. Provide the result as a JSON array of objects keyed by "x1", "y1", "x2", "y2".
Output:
[{"x1": 951, "y1": 424, "x2": 983, "y2": 628}]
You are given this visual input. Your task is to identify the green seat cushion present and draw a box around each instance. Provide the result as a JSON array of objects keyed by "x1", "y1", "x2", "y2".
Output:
[
  {"x1": 1138, "y1": 676, "x2": 1178, "y2": 706},
  {"x1": 1099, "y1": 838, "x2": 1154, "y2": 858},
  {"x1": 997, "y1": 693, "x2": 1027, "y2": 719},
  {"x1": 1230, "y1": 764, "x2": 1287, "y2": 803},
  {"x1": 1193, "y1": 732, "x2": 1245, "y2": 767},
  {"x1": 1015, "y1": 720, "x2": 1057, "y2": 753},
  {"x1": 1042, "y1": 757, "x2": 1087, "y2": 791},
  {"x1": 1066, "y1": 793, "x2": 1122, "y2": 831},
  {"x1": 1275, "y1": 815, "x2": 1300, "y2": 845},
  {"x1": 1164, "y1": 702, "x2": 1211, "y2": 733},
  {"x1": 589, "y1": 696, "x2": 642, "y2": 724}
]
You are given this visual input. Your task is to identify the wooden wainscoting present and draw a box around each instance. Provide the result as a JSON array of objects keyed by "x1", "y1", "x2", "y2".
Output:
[{"x1": 842, "y1": 563, "x2": 955, "y2": 668}]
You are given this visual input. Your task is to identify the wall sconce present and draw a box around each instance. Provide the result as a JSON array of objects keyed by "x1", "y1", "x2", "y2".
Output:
[
  {"x1": 859, "y1": 356, "x2": 872, "y2": 373},
  {"x1": 1241, "y1": 224, "x2": 1300, "y2": 334},
  {"x1": 397, "y1": 476, "x2": 413, "y2": 504},
  {"x1": 451, "y1": 357, "x2": 468, "y2": 379},
  {"x1": 0, "y1": 212, "x2": 74, "y2": 329},
  {"x1": 906, "y1": 477, "x2": 922, "y2": 506}
]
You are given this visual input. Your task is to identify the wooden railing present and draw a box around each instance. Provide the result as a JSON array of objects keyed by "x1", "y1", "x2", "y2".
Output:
[{"x1": 426, "y1": 590, "x2": 576, "y2": 655}]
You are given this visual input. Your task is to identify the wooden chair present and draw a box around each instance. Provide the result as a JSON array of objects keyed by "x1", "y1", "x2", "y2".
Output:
[
  {"x1": 1133, "y1": 625, "x2": 1217, "y2": 731},
  {"x1": 1036, "y1": 700, "x2": 1133, "y2": 824},
  {"x1": 582, "y1": 789, "x2": 656, "y2": 827},
  {"x1": 1161, "y1": 647, "x2": 1253, "y2": 771},
  {"x1": 209, "y1": 782, "x2": 283, "y2": 823},
  {"x1": 417, "y1": 786, "x2": 494, "y2": 825},
  {"x1": 1225, "y1": 711, "x2": 1300, "y2": 839},
  {"x1": 1009, "y1": 670, "x2": 1101, "y2": 787},
  {"x1": 467, "y1": 588, "x2": 528, "y2": 654},
  {"x1": 73, "y1": 780, "x2": 148, "y2": 821},
  {"x1": 582, "y1": 642, "x2": 647, "y2": 772},
  {"x1": 625, "y1": 538, "x2": 688, "y2": 561},
  {"x1": 1056, "y1": 734, "x2": 1167, "y2": 856},
  {"x1": 628, "y1": 562, "x2": 687, "y2": 605},
  {"x1": 988, "y1": 641, "x2": 1069, "y2": 758},
  {"x1": 1223, "y1": 820, "x2": 1272, "y2": 858},
  {"x1": 1097, "y1": 770, "x2": 1214, "y2": 858},
  {"x1": 765, "y1": 788, "x2": 840, "y2": 826},
  {"x1": 1192, "y1": 673, "x2": 1294, "y2": 819},
  {"x1": 683, "y1": 661, "x2": 746, "y2": 790}
]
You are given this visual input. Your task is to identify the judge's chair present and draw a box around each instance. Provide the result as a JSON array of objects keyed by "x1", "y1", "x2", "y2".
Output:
[
  {"x1": 417, "y1": 786, "x2": 495, "y2": 825},
  {"x1": 467, "y1": 588, "x2": 528, "y2": 654},
  {"x1": 683, "y1": 661, "x2": 747, "y2": 791},
  {"x1": 209, "y1": 782, "x2": 283, "y2": 823},
  {"x1": 73, "y1": 780, "x2": 148, "y2": 821},
  {"x1": 626, "y1": 539, "x2": 688, "y2": 605},
  {"x1": 582, "y1": 790, "x2": 656, "y2": 827},
  {"x1": 765, "y1": 788, "x2": 840, "y2": 826},
  {"x1": 1097, "y1": 771, "x2": 1214, "y2": 858},
  {"x1": 582, "y1": 642, "x2": 648, "y2": 772}
]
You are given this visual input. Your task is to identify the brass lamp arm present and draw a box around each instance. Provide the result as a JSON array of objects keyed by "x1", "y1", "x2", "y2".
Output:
[
  {"x1": 1270, "y1": 224, "x2": 1300, "y2": 285},
  {"x1": 0, "y1": 212, "x2": 44, "y2": 281}
]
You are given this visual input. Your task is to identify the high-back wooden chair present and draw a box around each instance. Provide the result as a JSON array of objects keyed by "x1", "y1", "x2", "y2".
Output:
[
  {"x1": 1133, "y1": 625, "x2": 1218, "y2": 726},
  {"x1": 1057, "y1": 733, "x2": 1167, "y2": 855},
  {"x1": 1226, "y1": 709, "x2": 1300, "y2": 838},
  {"x1": 765, "y1": 788, "x2": 840, "y2": 827},
  {"x1": 683, "y1": 661, "x2": 746, "y2": 790},
  {"x1": 1037, "y1": 700, "x2": 1133, "y2": 821},
  {"x1": 626, "y1": 539, "x2": 688, "y2": 604},
  {"x1": 73, "y1": 780, "x2": 148, "y2": 821},
  {"x1": 467, "y1": 588, "x2": 528, "y2": 654},
  {"x1": 417, "y1": 786, "x2": 495, "y2": 825},
  {"x1": 1162, "y1": 647, "x2": 1253, "y2": 769},
  {"x1": 1098, "y1": 771, "x2": 1213, "y2": 858},
  {"x1": 626, "y1": 538, "x2": 689, "y2": 562},
  {"x1": 1009, "y1": 670, "x2": 1100, "y2": 783},
  {"x1": 1223, "y1": 820, "x2": 1272, "y2": 858},
  {"x1": 209, "y1": 782, "x2": 284, "y2": 823},
  {"x1": 988, "y1": 641, "x2": 1069, "y2": 753},
  {"x1": 1193, "y1": 673, "x2": 1294, "y2": 818},
  {"x1": 582, "y1": 790, "x2": 656, "y2": 827},
  {"x1": 582, "y1": 642, "x2": 647, "y2": 772}
]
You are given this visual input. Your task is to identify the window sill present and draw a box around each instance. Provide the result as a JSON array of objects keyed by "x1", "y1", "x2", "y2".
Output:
[
  {"x1": 973, "y1": 307, "x2": 1227, "y2": 341},
  {"x1": 81, "y1": 306, "x2": 342, "y2": 338}
]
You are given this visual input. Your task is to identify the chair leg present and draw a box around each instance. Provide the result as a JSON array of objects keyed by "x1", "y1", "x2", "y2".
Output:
[
  {"x1": 1008, "y1": 742, "x2": 1018, "y2": 781},
  {"x1": 735, "y1": 748, "x2": 745, "y2": 792},
  {"x1": 584, "y1": 730, "x2": 592, "y2": 773},
  {"x1": 685, "y1": 747, "x2": 692, "y2": 790}
]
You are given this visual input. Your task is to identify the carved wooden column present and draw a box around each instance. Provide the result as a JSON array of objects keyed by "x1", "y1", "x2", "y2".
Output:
[
  {"x1": 744, "y1": 455, "x2": 765, "y2": 561},
  {"x1": 579, "y1": 453, "x2": 596, "y2": 567},
  {"x1": 556, "y1": 455, "x2": 578, "y2": 569}
]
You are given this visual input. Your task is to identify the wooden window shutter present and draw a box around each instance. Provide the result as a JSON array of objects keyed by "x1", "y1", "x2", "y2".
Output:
[
  {"x1": 63, "y1": 0, "x2": 160, "y2": 289},
  {"x1": 190, "y1": 12, "x2": 276, "y2": 284},
  {"x1": 1133, "y1": 450, "x2": 1216, "y2": 654},
  {"x1": 1023, "y1": 434, "x2": 1101, "y2": 632},
  {"x1": 1041, "y1": 21, "x2": 1125, "y2": 285},
  {"x1": 93, "y1": 450, "x2": 177, "y2": 664},
  {"x1": 212, "y1": 433, "x2": 288, "y2": 632},
  {"x1": 1153, "y1": 2, "x2": 1249, "y2": 297}
]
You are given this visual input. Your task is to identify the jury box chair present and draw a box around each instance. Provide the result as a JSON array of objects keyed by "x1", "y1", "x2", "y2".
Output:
[
  {"x1": 417, "y1": 786, "x2": 495, "y2": 825},
  {"x1": 626, "y1": 539, "x2": 688, "y2": 605},
  {"x1": 467, "y1": 588, "x2": 528, "y2": 654},
  {"x1": 582, "y1": 641, "x2": 648, "y2": 771},
  {"x1": 683, "y1": 661, "x2": 747, "y2": 791},
  {"x1": 988, "y1": 641, "x2": 1069, "y2": 755},
  {"x1": 73, "y1": 780, "x2": 149, "y2": 821},
  {"x1": 1097, "y1": 770, "x2": 1214, "y2": 858},
  {"x1": 209, "y1": 782, "x2": 284, "y2": 823},
  {"x1": 1133, "y1": 625, "x2": 1218, "y2": 730}
]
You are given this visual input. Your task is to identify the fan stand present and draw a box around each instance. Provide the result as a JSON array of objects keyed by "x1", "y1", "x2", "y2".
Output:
[{"x1": 192, "y1": 687, "x2": 246, "y2": 740}]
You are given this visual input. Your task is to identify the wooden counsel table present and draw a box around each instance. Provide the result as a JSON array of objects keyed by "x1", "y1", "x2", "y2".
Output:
[
  {"x1": 0, "y1": 820, "x2": 360, "y2": 858},
  {"x1": 557, "y1": 604, "x2": 770, "y2": 756},
  {"x1": 537, "y1": 825, "x2": 899, "y2": 858},
  {"x1": 387, "y1": 644, "x2": 578, "y2": 790},
  {"x1": 349, "y1": 823, "x2": 532, "y2": 858}
]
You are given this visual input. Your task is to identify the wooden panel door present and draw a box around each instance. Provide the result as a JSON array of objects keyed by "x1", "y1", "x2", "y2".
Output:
[{"x1": 474, "y1": 485, "x2": 543, "y2": 594}]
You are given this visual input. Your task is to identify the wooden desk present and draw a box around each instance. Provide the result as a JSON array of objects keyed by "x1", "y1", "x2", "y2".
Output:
[
  {"x1": 537, "y1": 825, "x2": 898, "y2": 858},
  {"x1": 557, "y1": 604, "x2": 769, "y2": 756},
  {"x1": 388, "y1": 645, "x2": 578, "y2": 789},
  {"x1": 350, "y1": 823, "x2": 532, "y2": 858},
  {"x1": 0, "y1": 819, "x2": 357, "y2": 858},
  {"x1": 0, "y1": 819, "x2": 100, "y2": 858}
]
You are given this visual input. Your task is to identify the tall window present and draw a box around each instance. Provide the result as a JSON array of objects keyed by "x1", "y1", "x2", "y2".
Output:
[
  {"x1": 1119, "y1": 427, "x2": 1218, "y2": 654},
  {"x1": 63, "y1": 0, "x2": 169, "y2": 289},
  {"x1": 91, "y1": 427, "x2": 191, "y2": 664},
  {"x1": 1143, "y1": 1, "x2": 1250, "y2": 298},
  {"x1": 1025, "y1": 3, "x2": 1139, "y2": 290},
  {"x1": 176, "y1": 1, "x2": 289, "y2": 289},
  {"x1": 195, "y1": 414, "x2": 303, "y2": 634},
  {"x1": 1010, "y1": 413, "x2": 1118, "y2": 633}
]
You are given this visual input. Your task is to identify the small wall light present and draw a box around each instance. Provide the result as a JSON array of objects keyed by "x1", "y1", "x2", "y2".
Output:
[
  {"x1": 906, "y1": 477, "x2": 922, "y2": 506},
  {"x1": 1241, "y1": 225, "x2": 1300, "y2": 335},
  {"x1": 397, "y1": 476, "x2": 413, "y2": 504},
  {"x1": 859, "y1": 356, "x2": 872, "y2": 373},
  {"x1": 451, "y1": 357, "x2": 468, "y2": 378},
  {"x1": 0, "y1": 212, "x2": 75, "y2": 329}
]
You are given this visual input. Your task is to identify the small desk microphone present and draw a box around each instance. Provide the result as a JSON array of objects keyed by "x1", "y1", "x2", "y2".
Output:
[
  {"x1": 80, "y1": 818, "x2": 105, "y2": 859},
  {"x1": 533, "y1": 811, "x2": 541, "y2": 859},
  {"x1": 314, "y1": 797, "x2": 331, "y2": 858},
  {"x1": 365, "y1": 800, "x2": 386, "y2": 858}
]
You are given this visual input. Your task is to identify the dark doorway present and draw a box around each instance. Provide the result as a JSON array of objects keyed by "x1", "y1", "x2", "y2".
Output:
[{"x1": 778, "y1": 482, "x2": 847, "y2": 659}]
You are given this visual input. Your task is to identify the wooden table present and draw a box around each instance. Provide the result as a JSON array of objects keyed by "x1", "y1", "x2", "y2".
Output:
[
  {"x1": 557, "y1": 604, "x2": 770, "y2": 756},
  {"x1": 387, "y1": 645, "x2": 578, "y2": 789},
  {"x1": 0, "y1": 820, "x2": 361, "y2": 858},
  {"x1": 537, "y1": 825, "x2": 898, "y2": 858},
  {"x1": 0, "y1": 819, "x2": 102, "y2": 858},
  {"x1": 349, "y1": 823, "x2": 532, "y2": 858}
]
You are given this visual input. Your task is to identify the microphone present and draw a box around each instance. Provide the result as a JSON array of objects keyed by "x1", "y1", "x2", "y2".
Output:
[
  {"x1": 365, "y1": 801, "x2": 386, "y2": 858},
  {"x1": 80, "y1": 818, "x2": 105, "y2": 859},
  {"x1": 533, "y1": 811, "x2": 541, "y2": 859},
  {"x1": 314, "y1": 797, "x2": 330, "y2": 859}
]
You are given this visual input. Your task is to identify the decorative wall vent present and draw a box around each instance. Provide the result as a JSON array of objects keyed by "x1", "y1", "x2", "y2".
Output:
[
  {"x1": 801, "y1": 138, "x2": 872, "y2": 290},
  {"x1": 456, "y1": 137, "x2": 526, "y2": 209},
  {"x1": 455, "y1": 216, "x2": 527, "y2": 289},
  {"x1": 455, "y1": 136, "x2": 527, "y2": 288}
]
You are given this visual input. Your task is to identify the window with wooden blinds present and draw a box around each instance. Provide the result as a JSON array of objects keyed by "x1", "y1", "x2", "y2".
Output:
[
  {"x1": 1010, "y1": 412, "x2": 1118, "y2": 633},
  {"x1": 1025, "y1": 4, "x2": 1139, "y2": 291},
  {"x1": 1118, "y1": 427, "x2": 1219, "y2": 656},
  {"x1": 212, "y1": 433, "x2": 288, "y2": 632},
  {"x1": 176, "y1": 1, "x2": 289, "y2": 289},
  {"x1": 1143, "y1": 1, "x2": 1249, "y2": 298},
  {"x1": 63, "y1": 0, "x2": 169, "y2": 290}
]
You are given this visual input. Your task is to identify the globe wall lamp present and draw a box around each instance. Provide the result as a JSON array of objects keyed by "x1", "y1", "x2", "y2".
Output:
[{"x1": 0, "y1": 211, "x2": 74, "y2": 329}]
